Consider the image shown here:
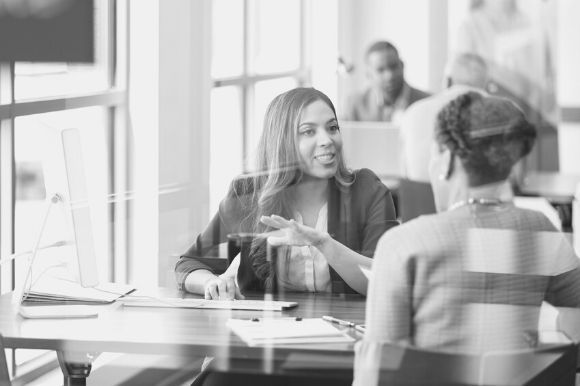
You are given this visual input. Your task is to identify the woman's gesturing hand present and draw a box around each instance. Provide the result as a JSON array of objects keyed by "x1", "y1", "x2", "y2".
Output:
[
  {"x1": 260, "y1": 214, "x2": 330, "y2": 248},
  {"x1": 204, "y1": 275, "x2": 245, "y2": 300}
]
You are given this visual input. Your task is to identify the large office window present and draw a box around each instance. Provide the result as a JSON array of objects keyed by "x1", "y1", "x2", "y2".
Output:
[
  {"x1": 209, "y1": 0, "x2": 309, "y2": 214},
  {"x1": 0, "y1": 0, "x2": 127, "y2": 379}
]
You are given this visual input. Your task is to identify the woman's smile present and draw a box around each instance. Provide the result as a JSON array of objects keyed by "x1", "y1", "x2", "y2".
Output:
[{"x1": 314, "y1": 152, "x2": 336, "y2": 164}]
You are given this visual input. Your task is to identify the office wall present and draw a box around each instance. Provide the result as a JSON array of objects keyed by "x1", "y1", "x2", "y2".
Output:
[
  {"x1": 157, "y1": 0, "x2": 211, "y2": 287},
  {"x1": 557, "y1": 0, "x2": 580, "y2": 175},
  {"x1": 129, "y1": 0, "x2": 211, "y2": 287},
  {"x1": 309, "y1": 0, "x2": 339, "y2": 104},
  {"x1": 128, "y1": 0, "x2": 159, "y2": 287},
  {"x1": 557, "y1": 0, "x2": 580, "y2": 107}
]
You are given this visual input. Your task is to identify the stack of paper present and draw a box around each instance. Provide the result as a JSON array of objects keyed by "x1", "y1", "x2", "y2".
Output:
[
  {"x1": 227, "y1": 318, "x2": 355, "y2": 346},
  {"x1": 22, "y1": 277, "x2": 135, "y2": 304}
]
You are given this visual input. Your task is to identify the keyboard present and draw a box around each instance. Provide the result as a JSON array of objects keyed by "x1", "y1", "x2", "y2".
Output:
[{"x1": 120, "y1": 298, "x2": 298, "y2": 311}]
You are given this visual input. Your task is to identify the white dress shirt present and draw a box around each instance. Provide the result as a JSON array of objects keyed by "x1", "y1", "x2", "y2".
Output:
[
  {"x1": 222, "y1": 204, "x2": 332, "y2": 293},
  {"x1": 277, "y1": 204, "x2": 331, "y2": 292}
]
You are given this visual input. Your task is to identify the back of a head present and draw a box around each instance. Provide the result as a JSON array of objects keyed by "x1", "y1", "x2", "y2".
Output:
[
  {"x1": 446, "y1": 53, "x2": 488, "y2": 89},
  {"x1": 435, "y1": 92, "x2": 536, "y2": 187}
]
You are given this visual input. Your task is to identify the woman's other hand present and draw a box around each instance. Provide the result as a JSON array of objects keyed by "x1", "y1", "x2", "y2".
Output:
[
  {"x1": 204, "y1": 275, "x2": 245, "y2": 300},
  {"x1": 260, "y1": 214, "x2": 330, "y2": 248}
]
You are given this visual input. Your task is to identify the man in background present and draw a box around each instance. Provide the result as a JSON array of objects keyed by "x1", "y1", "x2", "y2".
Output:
[
  {"x1": 400, "y1": 53, "x2": 489, "y2": 182},
  {"x1": 343, "y1": 40, "x2": 430, "y2": 124}
]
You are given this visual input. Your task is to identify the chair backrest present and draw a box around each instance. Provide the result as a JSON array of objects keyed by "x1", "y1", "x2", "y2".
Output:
[
  {"x1": 0, "y1": 334, "x2": 11, "y2": 386},
  {"x1": 372, "y1": 343, "x2": 577, "y2": 386},
  {"x1": 397, "y1": 178, "x2": 436, "y2": 222}
]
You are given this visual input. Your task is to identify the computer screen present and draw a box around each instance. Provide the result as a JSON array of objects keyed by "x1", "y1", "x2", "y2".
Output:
[
  {"x1": 0, "y1": 0, "x2": 94, "y2": 62},
  {"x1": 339, "y1": 120, "x2": 403, "y2": 179},
  {"x1": 41, "y1": 128, "x2": 100, "y2": 288}
]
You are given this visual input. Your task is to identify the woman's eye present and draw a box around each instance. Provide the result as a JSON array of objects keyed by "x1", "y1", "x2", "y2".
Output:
[
  {"x1": 300, "y1": 129, "x2": 315, "y2": 136},
  {"x1": 328, "y1": 125, "x2": 339, "y2": 133}
]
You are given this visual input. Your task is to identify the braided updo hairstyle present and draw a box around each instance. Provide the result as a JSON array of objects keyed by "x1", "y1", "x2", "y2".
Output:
[{"x1": 435, "y1": 91, "x2": 537, "y2": 187}]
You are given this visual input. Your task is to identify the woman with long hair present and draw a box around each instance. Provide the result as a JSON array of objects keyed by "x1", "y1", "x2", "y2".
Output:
[{"x1": 176, "y1": 87, "x2": 397, "y2": 298}]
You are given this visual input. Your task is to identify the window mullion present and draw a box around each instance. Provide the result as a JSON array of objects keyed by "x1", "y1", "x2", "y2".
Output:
[
  {"x1": 108, "y1": 0, "x2": 118, "y2": 88},
  {"x1": 0, "y1": 63, "x2": 13, "y2": 104},
  {"x1": 0, "y1": 118, "x2": 15, "y2": 294},
  {"x1": 242, "y1": 0, "x2": 251, "y2": 172},
  {"x1": 0, "y1": 63, "x2": 15, "y2": 295},
  {"x1": 213, "y1": 70, "x2": 304, "y2": 88},
  {"x1": 299, "y1": 0, "x2": 308, "y2": 86},
  {"x1": 0, "y1": 90, "x2": 126, "y2": 120}
]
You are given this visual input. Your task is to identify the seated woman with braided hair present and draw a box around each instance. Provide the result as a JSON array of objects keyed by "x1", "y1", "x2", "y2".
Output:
[{"x1": 354, "y1": 91, "x2": 580, "y2": 385}]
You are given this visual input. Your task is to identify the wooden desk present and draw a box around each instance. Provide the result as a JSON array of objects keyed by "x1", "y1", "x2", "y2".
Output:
[
  {"x1": 1, "y1": 291, "x2": 577, "y2": 386},
  {"x1": 0, "y1": 290, "x2": 365, "y2": 384}
]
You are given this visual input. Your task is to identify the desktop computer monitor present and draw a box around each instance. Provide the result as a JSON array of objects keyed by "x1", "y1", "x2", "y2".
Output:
[
  {"x1": 13, "y1": 129, "x2": 134, "y2": 312},
  {"x1": 339, "y1": 121, "x2": 402, "y2": 178},
  {"x1": 40, "y1": 128, "x2": 99, "y2": 288}
]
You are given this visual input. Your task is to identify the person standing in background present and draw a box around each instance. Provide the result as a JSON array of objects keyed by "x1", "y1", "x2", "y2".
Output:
[
  {"x1": 454, "y1": 0, "x2": 558, "y2": 171},
  {"x1": 400, "y1": 53, "x2": 489, "y2": 183},
  {"x1": 343, "y1": 41, "x2": 430, "y2": 125}
]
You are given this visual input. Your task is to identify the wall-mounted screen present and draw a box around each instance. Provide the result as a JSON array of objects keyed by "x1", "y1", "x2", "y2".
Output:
[{"x1": 0, "y1": 0, "x2": 94, "y2": 62}]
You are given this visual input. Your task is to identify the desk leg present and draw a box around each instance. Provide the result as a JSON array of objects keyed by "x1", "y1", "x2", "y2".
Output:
[{"x1": 57, "y1": 351, "x2": 96, "y2": 386}]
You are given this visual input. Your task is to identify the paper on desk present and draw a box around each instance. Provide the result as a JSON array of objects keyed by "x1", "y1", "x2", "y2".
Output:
[{"x1": 227, "y1": 318, "x2": 355, "y2": 346}]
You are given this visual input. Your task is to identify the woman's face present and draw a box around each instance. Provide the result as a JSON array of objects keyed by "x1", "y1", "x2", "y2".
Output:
[{"x1": 297, "y1": 100, "x2": 342, "y2": 180}]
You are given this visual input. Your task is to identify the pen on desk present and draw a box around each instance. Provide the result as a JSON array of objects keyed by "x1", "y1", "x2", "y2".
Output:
[
  {"x1": 355, "y1": 324, "x2": 366, "y2": 334},
  {"x1": 322, "y1": 315, "x2": 355, "y2": 328},
  {"x1": 249, "y1": 317, "x2": 302, "y2": 322}
]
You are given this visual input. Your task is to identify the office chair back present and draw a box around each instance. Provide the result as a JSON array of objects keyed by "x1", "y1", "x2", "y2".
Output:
[
  {"x1": 397, "y1": 178, "x2": 436, "y2": 222},
  {"x1": 0, "y1": 334, "x2": 10, "y2": 386},
  {"x1": 369, "y1": 342, "x2": 577, "y2": 386}
]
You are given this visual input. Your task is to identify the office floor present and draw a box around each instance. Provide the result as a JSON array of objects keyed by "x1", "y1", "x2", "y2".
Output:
[{"x1": 24, "y1": 365, "x2": 580, "y2": 385}]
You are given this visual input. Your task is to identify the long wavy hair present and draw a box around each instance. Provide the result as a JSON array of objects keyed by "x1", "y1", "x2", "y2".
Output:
[{"x1": 238, "y1": 87, "x2": 353, "y2": 290}]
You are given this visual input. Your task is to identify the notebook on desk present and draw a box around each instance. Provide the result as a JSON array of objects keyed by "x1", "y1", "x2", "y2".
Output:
[{"x1": 227, "y1": 318, "x2": 355, "y2": 346}]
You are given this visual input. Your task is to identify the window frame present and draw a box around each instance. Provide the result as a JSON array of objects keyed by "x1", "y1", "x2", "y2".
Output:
[
  {"x1": 210, "y1": 0, "x2": 310, "y2": 172},
  {"x1": 0, "y1": 0, "x2": 128, "y2": 380}
]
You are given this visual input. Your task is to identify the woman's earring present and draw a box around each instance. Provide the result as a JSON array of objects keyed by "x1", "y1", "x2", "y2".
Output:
[{"x1": 439, "y1": 152, "x2": 455, "y2": 181}]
